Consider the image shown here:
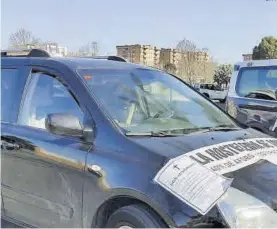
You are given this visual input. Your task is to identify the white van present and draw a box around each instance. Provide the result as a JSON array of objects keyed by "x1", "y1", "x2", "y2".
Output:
[{"x1": 194, "y1": 83, "x2": 227, "y2": 102}]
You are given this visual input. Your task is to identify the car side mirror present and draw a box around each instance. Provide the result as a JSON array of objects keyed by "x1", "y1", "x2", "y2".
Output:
[{"x1": 45, "y1": 113, "x2": 84, "y2": 137}]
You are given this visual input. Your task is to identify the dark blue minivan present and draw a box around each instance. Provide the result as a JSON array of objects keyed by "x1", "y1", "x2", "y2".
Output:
[{"x1": 1, "y1": 49, "x2": 277, "y2": 228}]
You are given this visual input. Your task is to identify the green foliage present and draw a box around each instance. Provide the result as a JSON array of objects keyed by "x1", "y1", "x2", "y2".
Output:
[
  {"x1": 213, "y1": 64, "x2": 232, "y2": 86},
  {"x1": 252, "y1": 36, "x2": 277, "y2": 60}
]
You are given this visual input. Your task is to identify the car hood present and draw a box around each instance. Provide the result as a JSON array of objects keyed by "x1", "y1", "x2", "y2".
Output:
[
  {"x1": 130, "y1": 128, "x2": 263, "y2": 159},
  {"x1": 130, "y1": 128, "x2": 277, "y2": 216},
  {"x1": 227, "y1": 96, "x2": 277, "y2": 137}
]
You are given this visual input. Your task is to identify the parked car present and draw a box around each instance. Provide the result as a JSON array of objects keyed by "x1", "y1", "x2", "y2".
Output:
[
  {"x1": 226, "y1": 59, "x2": 277, "y2": 137},
  {"x1": 194, "y1": 83, "x2": 227, "y2": 102},
  {"x1": 1, "y1": 49, "x2": 277, "y2": 228}
]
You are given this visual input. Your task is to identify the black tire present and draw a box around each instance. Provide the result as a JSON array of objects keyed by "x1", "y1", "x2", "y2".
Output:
[
  {"x1": 220, "y1": 97, "x2": 226, "y2": 103},
  {"x1": 203, "y1": 93, "x2": 210, "y2": 98},
  {"x1": 105, "y1": 204, "x2": 167, "y2": 228}
]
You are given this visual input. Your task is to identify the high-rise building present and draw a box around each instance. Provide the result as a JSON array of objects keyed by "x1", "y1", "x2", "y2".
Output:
[
  {"x1": 116, "y1": 44, "x2": 212, "y2": 83},
  {"x1": 117, "y1": 44, "x2": 209, "y2": 68},
  {"x1": 116, "y1": 44, "x2": 160, "y2": 67},
  {"x1": 160, "y1": 48, "x2": 182, "y2": 67}
]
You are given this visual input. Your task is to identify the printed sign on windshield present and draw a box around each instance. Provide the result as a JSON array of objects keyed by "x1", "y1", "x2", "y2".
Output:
[{"x1": 154, "y1": 138, "x2": 277, "y2": 215}]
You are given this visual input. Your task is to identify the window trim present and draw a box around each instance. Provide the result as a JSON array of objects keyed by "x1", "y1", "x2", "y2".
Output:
[{"x1": 235, "y1": 66, "x2": 277, "y2": 102}]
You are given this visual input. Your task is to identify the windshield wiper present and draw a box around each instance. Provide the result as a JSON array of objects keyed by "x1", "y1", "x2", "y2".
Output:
[
  {"x1": 125, "y1": 130, "x2": 184, "y2": 137},
  {"x1": 182, "y1": 125, "x2": 240, "y2": 135},
  {"x1": 125, "y1": 125, "x2": 240, "y2": 137},
  {"x1": 209, "y1": 124, "x2": 241, "y2": 131},
  {"x1": 245, "y1": 90, "x2": 277, "y2": 100}
]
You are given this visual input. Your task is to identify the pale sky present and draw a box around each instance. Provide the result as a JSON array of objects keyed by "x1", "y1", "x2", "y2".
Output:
[{"x1": 1, "y1": 0, "x2": 277, "y2": 63}]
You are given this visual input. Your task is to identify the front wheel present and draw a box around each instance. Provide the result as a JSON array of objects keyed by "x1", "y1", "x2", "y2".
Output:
[{"x1": 105, "y1": 204, "x2": 167, "y2": 228}]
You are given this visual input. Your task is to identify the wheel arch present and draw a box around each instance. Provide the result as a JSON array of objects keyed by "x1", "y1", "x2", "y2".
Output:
[{"x1": 90, "y1": 191, "x2": 175, "y2": 228}]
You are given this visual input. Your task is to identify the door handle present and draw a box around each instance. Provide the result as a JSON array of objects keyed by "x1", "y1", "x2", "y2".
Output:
[{"x1": 87, "y1": 164, "x2": 102, "y2": 177}]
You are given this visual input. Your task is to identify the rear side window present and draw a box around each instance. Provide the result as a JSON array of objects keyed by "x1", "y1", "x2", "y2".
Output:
[
  {"x1": 1, "y1": 68, "x2": 26, "y2": 123},
  {"x1": 236, "y1": 66, "x2": 277, "y2": 100}
]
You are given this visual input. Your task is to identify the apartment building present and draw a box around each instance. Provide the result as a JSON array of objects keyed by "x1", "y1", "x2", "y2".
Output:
[
  {"x1": 195, "y1": 51, "x2": 210, "y2": 62},
  {"x1": 117, "y1": 44, "x2": 209, "y2": 67},
  {"x1": 160, "y1": 48, "x2": 182, "y2": 67},
  {"x1": 26, "y1": 43, "x2": 68, "y2": 57},
  {"x1": 153, "y1": 47, "x2": 161, "y2": 67},
  {"x1": 116, "y1": 44, "x2": 213, "y2": 83},
  {"x1": 116, "y1": 44, "x2": 161, "y2": 67}
]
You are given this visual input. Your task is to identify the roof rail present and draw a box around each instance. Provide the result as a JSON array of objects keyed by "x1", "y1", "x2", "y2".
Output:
[
  {"x1": 1, "y1": 48, "x2": 51, "y2": 57},
  {"x1": 90, "y1": 55, "x2": 128, "y2": 62}
]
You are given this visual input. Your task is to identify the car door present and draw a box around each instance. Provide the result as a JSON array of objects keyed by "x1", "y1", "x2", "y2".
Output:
[
  {"x1": 1, "y1": 67, "x2": 29, "y2": 217},
  {"x1": 1, "y1": 69, "x2": 93, "y2": 227},
  {"x1": 208, "y1": 84, "x2": 217, "y2": 99},
  {"x1": 199, "y1": 84, "x2": 206, "y2": 94},
  {"x1": 214, "y1": 85, "x2": 225, "y2": 100}
]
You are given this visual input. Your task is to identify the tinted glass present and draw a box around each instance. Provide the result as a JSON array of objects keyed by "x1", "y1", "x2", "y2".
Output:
[
  {"x1": 78, "y1": 68, "x2": 236, "y2": 134},
  {"x1": 1, "y1": 68, "x2": 25, "y2": 123},
  {"x1": 236, "y1": 66, "x2": 277, "y2": 100},
  {"x1": 18, "y1": 72, "x2": 84, "y2": 130}
]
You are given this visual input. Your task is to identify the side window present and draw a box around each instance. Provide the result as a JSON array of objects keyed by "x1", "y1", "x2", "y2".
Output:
[
  {"x1": 18, "y1": 72, "x2": 84, "y2": 130},
  {"x1": 1, "y1": 68, "x2": 25, "y2": 123}
]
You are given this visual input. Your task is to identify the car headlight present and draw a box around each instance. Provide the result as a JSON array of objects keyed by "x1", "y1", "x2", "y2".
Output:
[{"x1": 217, "y1": 187, "x2": 277, "y2": 228}]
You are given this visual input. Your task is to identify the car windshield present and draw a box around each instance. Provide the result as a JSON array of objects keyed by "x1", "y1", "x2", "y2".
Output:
[
  {"x1": 236, "y1": 66, "x2": 277, "y2": 100},
  {"x1": 78, "y1": 68, "x2": 237, "y2": 134}
]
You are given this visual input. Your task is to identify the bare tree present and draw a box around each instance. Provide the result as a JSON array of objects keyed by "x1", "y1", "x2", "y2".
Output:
[
  {"x1": 197, "y1": 49, "x2": 217, "y2": 83},
  {"x1": 163, "y1": 62, "x2": 177, "y2": 75},
  {"x1": 78, "y1": 44, "x2": 89, "y2": 56},
  {"x1": 176, "y1": 38, "x2": 201, "y2": 84},
  {"x1": 176, "y1": 39, "x2": 216, "y2": 84},
  {"x1": 78, "y1": 41, "x2": 99, "y2": 56},
  {"x1": 9, "y1": 28, "x2": 41, "y2": 49},
  {"x1": 91, "y1": 42, "x2": 99, "y2": 56},
  {"x1": 204, "y1": 61, "x2": 217, "y2": 83}
]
